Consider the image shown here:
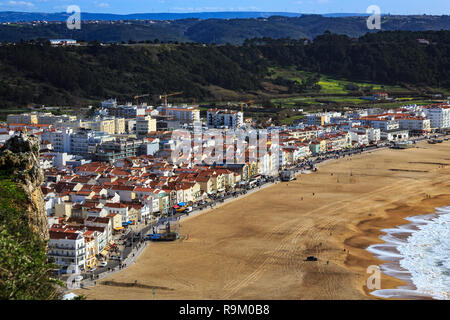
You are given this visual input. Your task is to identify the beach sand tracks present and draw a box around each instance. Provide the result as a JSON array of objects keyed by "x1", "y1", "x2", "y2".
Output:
[
  {"x1": 224, "y1": 173, "x2": 435, "y2": 299},
  {"x1": 167, "y1": 271, "x2": 196, "y2": 290},
  {"x1": 221, "y1": 181, "x2": 407, "y2": 299}
]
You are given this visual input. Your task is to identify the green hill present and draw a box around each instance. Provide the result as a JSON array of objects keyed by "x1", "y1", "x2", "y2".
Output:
[
  {"x1": 0, "y1": 30, "x2": 449, "y2": 109},
  {"x1": 0, "y1": 15, "x2": 449, "y2": 44}
]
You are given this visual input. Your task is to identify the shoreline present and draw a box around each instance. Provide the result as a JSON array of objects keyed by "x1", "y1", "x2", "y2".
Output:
[
  {"x1": 77, "y1": 141, "x2": 450, "y2": 300},
  {"x1": 367, "y1": 208, "x2": 448, "y2": 300},
  {"x1": 347, "y1": 193, "x2": 450, "y2": 300}
]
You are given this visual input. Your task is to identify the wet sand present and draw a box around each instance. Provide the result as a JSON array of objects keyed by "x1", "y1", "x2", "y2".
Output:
[{"x1": 77, "y1": 141, "x2": 450, "y2": 299}]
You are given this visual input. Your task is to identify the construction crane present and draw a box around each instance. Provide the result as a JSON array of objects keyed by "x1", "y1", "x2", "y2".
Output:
[
  {"x1": 159, "y1": 91, "x2": 183, "y2": 115},
  {"x1": 240, "y1": 100, "x2": 254, "y2": 114},
  {"x1": 133, "y1": 94, "x2": 151, "y2": 104}
]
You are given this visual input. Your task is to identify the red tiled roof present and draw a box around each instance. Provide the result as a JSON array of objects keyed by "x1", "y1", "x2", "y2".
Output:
[
  {"x1": 104, "y1": 202, "x2": 128, "y2": 209},
  {"x1": 49, "y1": 230, "x2": 81, "y2": 240}
]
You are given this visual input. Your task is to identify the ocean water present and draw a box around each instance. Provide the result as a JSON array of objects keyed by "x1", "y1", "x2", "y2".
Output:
[{"x1": 367, "y1": 207, "x2": 450, "y2": 300}]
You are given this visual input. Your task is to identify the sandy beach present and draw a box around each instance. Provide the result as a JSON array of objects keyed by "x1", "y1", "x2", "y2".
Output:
[{"x1": 77, "y1": 140, "x2": 450, "y2": 300}]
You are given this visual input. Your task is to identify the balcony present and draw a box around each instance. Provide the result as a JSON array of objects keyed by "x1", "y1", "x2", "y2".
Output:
[
  {"x1": 48, "y1": 244, "x2": 86, "y2": 250},
  {"x1": 48, "y1": 249, "x2": 85, "y2": 258},
  {"x1": 49, "y1": 244, "x2": 75, "y2": 250},
  {"x1": 48, "y1": 251, "x2": 75, "y2": 258}
]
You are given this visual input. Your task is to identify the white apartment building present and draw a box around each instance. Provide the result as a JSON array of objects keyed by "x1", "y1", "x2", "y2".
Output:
[
  {"x1": 85, "y1": 224, "x2": 110, "y2": 253},
  {"x1": 306, "y1": 112, "x2": 341, "y2": 126},
  {"x1": 367, "y1": 128, "x2": 381, "y2": 143},
  {"x1": 103, "y1": 202, "x2": 130, "y2": 224},
  {"x1": 350, "y1": 131, "x2": 369, "y2": 146},
  {"x1": 166, "y1": 106, "x2": 200, "y2": 123},
  {"x1": 51, "y1": 152, "x2": 80, "y2": 167},
  {"x1": 207, "y1": 109, "x2": 243, "y2": 129},
  {"x1": 41, "y1": 128, "x2": 112, "y2": 157},
  {"x1": 41, "y1": 128, "x2": 73, "y2": 153},
  {"x1": 424, "y1": 106, "x2": 450, "y2": 129},
  {"x1": 381, "y1": 130, "x2": 409, "y2": 141},
  {"x1": 137, "y1": 191, "x2": 160, "y2": 214},
  {"x1": 398, "y1": 117, "x2": 431, "y2": 132},
  {"x1": 108, "y1": 103, "x2": 148, "y2": 118},
  {"x1": 70, "y1": 130, "x2": 112, "y2": 158},
  {"x1": 38, "y1": 113, "x2": 76, "y2": 125},
  {"x1": 48, "y1": 229, "x2": 86, "y2": 273},
  {"x1": 370, "y1": 119, "x2": 400, "y2": 131},
  {"x1": 87, "y1": 226, "x2": 108, "y2": 252},
  {"x1": 351, "y1": 127, "x2": 381, "y2": 143}
]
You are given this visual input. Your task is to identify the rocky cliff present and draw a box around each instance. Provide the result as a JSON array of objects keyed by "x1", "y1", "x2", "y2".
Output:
[{"x1": 0, "y1": 132, "x2": 48, "y2": 240}]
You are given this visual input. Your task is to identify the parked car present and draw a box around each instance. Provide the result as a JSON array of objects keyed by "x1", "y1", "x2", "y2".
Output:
[
  {"x1": 99, "y1": 261, "x2": 108, "y2": 267},
  {"x1": 74, "y1": 275, "x2": 83, "y2": 282},
  {"x1": 185, "y1": 206, "x2": 193, "y2": 213}
]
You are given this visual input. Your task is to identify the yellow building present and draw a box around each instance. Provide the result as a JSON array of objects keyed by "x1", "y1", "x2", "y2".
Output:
[
  {"x1": 158, "y1": 193, "x2": 170, "y2": 214},
  {"x1": 316, "y1": 138, "x2": 327, "y2": 153},
  {"x1": 291, "y1": 128, "x2": 318, "y2": 140},
  {"x1": 136, "y1": 115, "x2": 157, "y2": 136},
  {"x1": 128, "y1": 207, "x2": 139, "y2": 225},
  {"x1": 248, "y1": 161, "x2": 259, "y2": 178},
  {"x1": 84, "y1": 234, "x2": 97, "y2": 269},
  {"x1": 80, "y1": 118, "x2": 118, "y2": 135},
  {"x1": 107, "y1": 213, "x2": 123, "y2": 231},
  {"x1": 186, "y1": 182, "x2": 201, "y2": 201},
  {"x1": 309, "y1": 139, "x2": 327, "y2": 155},
  {"x1": 210, "y1": 172, "x2": 226, "y2": 192},
  {"x1": 196, "y1": 176, "x2": 215, "y2": 194},
  {"x1": 114, "y1": 118, "x2": 126, "y2": 134},
  {"x1": 222, "y1": 171, "x2": 235, "y2": 189},
  {"x1": 94, "y1": 119, "x2": 116, "y2": 135}
]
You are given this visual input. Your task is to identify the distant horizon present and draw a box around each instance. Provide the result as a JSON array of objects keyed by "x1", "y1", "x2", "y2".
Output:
[
  {"x1": 0, "y1": 9, "x2": 448, "y2": 17},
  {"x1": 0, "y1": 0, "x2": 448, "y2": 16}
]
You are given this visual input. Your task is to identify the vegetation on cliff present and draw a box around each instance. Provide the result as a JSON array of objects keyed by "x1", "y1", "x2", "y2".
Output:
[{"x1": 0, "y1": 134, "x2": 60, "y2": 300}]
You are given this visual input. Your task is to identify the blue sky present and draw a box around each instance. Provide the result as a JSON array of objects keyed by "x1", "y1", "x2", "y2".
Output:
[{"x1": 0, "y1": 0, "x2": 448, "y2": 15}]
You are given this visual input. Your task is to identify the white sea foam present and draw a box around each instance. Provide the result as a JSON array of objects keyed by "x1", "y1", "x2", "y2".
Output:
[{"x1": 367, "y1": 207, "x2": 450, "y2": 300}]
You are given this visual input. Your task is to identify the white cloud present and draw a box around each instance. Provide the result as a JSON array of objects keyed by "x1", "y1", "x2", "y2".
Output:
[
  {"x1": 96, "y1": 2, "x2": 110, "y2": 8},
  {"x1": 8, "y1": 0, "x2": 35, "y2": 7}
]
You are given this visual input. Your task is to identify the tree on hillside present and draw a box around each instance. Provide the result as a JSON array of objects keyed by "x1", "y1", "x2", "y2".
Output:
[{"x1": 0, "y1": 175, "x2": 62, "y2": 300}]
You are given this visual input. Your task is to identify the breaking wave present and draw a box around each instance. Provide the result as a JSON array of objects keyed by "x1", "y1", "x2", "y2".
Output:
[{"x1": 367, "y1": 207, "x2": 450, "y2": 300}]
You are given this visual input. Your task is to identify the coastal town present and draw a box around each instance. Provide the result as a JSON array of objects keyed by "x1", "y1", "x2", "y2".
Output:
[
  {"x1": 1, "y1": 0, "x2": 450, "y2": 307},
  {"x1": 2, "y1": 98, "x2": 450, "y2": 287}
]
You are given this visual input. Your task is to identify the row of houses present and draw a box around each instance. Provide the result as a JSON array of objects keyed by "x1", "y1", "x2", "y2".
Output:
[{"x1": 47, "y1": 216, "x2": 118, "y2": 272}]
